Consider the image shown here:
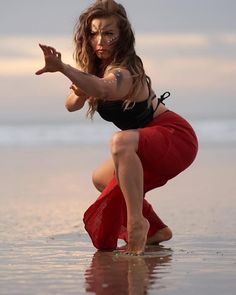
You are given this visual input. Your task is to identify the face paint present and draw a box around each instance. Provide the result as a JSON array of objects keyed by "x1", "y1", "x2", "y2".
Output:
[
  {"x1": 90, "y1": 18, "x2": 120, "y2": 60},
  {"x1": 90, "y1": 30, "x2": 119, "y2": 46},
  {"x1": 106, "y1": 35, "x2": 119, "y2": 46}
]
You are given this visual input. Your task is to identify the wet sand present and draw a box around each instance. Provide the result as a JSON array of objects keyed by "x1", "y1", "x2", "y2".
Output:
[{"x1": 0, "y1": 144, "x2": 236, "y2": 294}]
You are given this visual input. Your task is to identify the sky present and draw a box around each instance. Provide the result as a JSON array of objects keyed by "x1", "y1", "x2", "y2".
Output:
[{"x1": 0, "y1": 0, "x2": 236, "y2": 123}]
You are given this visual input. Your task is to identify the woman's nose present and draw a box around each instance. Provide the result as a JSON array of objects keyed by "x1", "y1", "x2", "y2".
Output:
[
  {"x1": 97, "y1": 34, "x2": 103, "y2": 45},
  {"x1": 97, "y1": 32, "x2": 108, "y2": 45}
]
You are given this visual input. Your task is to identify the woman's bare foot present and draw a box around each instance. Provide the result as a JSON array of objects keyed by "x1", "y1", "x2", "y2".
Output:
[
  {"x1": 146, "y1": 227, "x2": 172, "y2": 245},
  {"x1": 126, "y1": 218, "x2": 150, "y2": 255}
]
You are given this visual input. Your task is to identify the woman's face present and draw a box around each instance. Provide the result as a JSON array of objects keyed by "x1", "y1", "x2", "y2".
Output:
[{"x1": 90, "y1": 16, "x2": 119, "y2": 62}]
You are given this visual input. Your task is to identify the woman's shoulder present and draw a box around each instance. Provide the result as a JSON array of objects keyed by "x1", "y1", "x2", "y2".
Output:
[{"x1": 104, "y1": 65, "x2": 131, "y2": 78}]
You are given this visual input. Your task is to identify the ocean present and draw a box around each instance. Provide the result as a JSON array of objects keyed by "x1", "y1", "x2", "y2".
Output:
[{"x1": 1, "y1": 118, "x2": 236, "y2": 147}]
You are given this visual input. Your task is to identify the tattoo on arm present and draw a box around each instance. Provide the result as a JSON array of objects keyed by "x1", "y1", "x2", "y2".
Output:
[
  {"x1": 113, "y1": 69, "x2": 123, "y2": 89},
  {"x1": 79, "y1": 68, "x2": 124, "y2": 95},
  {"x1": 101, "y1": 68, "x2": 123, "y2": 89}
]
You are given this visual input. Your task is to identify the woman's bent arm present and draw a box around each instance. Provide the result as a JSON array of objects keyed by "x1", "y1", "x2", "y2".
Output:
[
  {"x1": 65, "y1": 91, "x2": 87, "y2": 112},
  {"x1": 61, "y1": 63, "x2": 132, "y2": 101}
]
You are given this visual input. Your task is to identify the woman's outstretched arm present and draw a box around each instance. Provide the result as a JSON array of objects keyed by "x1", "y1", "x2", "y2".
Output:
[{"x1": 35, "y1": 44, "x2": 132, "y2": 101}]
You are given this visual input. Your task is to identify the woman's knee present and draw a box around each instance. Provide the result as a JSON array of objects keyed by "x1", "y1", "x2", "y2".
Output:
[
  {"x1": 92, "y1": 159, "x2": 114, "y2": 192},
  {"x1": 92, "y1": 170, "x2": 106, "y2": 192},
  {"x1": 110, "y1": 130, "x2": 139, "y2": 156}
]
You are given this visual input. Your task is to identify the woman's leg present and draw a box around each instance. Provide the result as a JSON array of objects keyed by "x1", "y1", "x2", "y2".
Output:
[
  {"x1": 92, "y1": 158, "x2": 114, "y2": 192},
  {"x1": 111, "y1": 130, "x2": 149, "y2": 255},
  {"x1": 146, "y1": 227, "x2": 172, "y2": 245},
  {"x1": 91, "y1": 135, "x2": 172, "y2": 248},
  {"x1": 143, "y1": 199, "x2": 172, "y2": 245}
]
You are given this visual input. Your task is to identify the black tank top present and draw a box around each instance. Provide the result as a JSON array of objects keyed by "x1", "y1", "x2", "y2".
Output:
[{"x1": 97, "y1": 90, "x2": 170, "y2": 130}]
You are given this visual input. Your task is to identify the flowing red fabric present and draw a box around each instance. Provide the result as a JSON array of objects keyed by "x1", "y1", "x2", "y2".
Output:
[{"x1": 83, "y1": 111, "x2": 198, "y2": 250}]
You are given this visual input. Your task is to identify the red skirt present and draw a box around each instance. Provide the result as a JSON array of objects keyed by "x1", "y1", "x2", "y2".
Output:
[{"x1": 83, "y1": 111, "x2": 198, "y2": 250}]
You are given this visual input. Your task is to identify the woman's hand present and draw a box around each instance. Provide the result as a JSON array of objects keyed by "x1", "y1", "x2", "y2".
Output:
[
  {"x1": 65, "y1": 84, "x2": 88, "y2": 112},
  {"x1": 35, "y1": 44, "x2": 63, "y2": 75},
  {"x1": 70, "y1": 84, "x2": 88, "y2": 98}
]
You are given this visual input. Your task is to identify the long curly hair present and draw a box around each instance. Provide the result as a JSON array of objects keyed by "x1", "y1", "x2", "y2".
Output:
[{"x1": 73, "y1": 0, "x2": 149, "y2": 117}]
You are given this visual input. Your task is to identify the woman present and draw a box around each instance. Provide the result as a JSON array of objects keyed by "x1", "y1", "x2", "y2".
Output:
[{"x1": 36, "y1": 0, "x2": 198, "y2": 255}]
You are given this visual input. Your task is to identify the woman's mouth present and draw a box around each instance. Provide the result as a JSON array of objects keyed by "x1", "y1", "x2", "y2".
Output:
[{"x1": 96, "y1": 48, "x2": 107, "y2": 54}]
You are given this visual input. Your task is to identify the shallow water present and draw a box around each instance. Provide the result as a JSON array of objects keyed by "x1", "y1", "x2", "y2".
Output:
[
  {"x1": 1, "y1": 231, "x2": 235, "y2": 295},
  {"x1": 0, "y1": 145, "x2": 236, "y2": 294}
]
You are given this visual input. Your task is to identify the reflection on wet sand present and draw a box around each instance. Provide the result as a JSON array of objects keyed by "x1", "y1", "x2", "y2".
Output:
[{"x1": 85, "y1": 245, "x2": 172, "y2": 295}]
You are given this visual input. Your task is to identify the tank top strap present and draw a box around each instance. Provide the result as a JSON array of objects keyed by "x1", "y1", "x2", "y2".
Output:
[
  {"x1": 146, "y1": 76, "x2": 157, "y2": 106},
  {"x1": 153, "y1": 91, "x2": 171, "y2": 112}
]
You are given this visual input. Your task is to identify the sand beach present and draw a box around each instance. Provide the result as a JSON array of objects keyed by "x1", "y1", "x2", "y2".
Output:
[{"x1": 0, "y1": 142, "x2": 235, "y2": 295}]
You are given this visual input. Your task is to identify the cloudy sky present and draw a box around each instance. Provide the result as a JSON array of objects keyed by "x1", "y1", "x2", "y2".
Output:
[{"x1": 0, "y1": 0, "x2": 235, "y2": 123}]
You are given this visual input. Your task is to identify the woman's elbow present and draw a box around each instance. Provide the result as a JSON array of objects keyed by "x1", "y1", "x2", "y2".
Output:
[
  {"x1": 65, "y1": 102, "x2": 76, "y2": 112},
  {"x1": 65, "y1": 97, "x2": 86, "y2": 112}
]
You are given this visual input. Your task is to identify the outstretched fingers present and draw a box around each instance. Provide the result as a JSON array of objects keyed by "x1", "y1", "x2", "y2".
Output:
[
  {"x1": 35, "y1": 66, "x2": 47, "y2": 75},
  {"x1": 39, "y1": 43, "x2": 49, "y2": 55},
  {"x1": 56, "y1": 51, "x2": 61, "y2": 59},
  {"x1": 35, "y1": 43, "x2": 62, "y2": 75},
  {"x1": 39, "y1": 44, "x2": 55, "y2": 56}
]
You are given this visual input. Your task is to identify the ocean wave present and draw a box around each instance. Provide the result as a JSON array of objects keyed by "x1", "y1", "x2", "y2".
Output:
[
  {"x1": 192, "y1": 119, "x2": 236, "y2": 145},
  {"x1": 0, "y1": 119, "x2": 235, "y2": 147}
]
